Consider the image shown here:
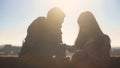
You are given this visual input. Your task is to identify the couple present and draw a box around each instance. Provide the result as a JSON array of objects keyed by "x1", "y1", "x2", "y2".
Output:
[{"x1": 19, "y1": 7, "x2": 111, "y2": 68}]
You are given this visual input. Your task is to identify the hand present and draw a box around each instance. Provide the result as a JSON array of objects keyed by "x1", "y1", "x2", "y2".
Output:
[
  {"x1": 67, "y1": 45, "x2": 78, "y2": 52},
  {"x1": 72, "y1": 50, "x2": 87, "y2": 60}
]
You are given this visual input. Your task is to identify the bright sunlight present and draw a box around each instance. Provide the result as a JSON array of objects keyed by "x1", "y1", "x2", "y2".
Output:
[{"x1": 33, "y1": 0, "x2": 103, "y2": 45}]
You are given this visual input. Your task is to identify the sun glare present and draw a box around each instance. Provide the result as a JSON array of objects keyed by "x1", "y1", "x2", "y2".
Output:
[
  {"x1": 50, "y1": 0, "x2": 78, "y2": 13},
  {"x1": 33, "y1": 0, "x2": 103, "y2": 45},
  {"x1": 49, "y1": 0, "x2": 101, "y2": 15}
]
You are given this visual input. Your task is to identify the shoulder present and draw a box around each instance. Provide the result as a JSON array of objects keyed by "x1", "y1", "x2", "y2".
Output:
[
  {"x1": 28, "y1": 17, "x2": 47, "y2": 31},
  {"x1": 95, "y1": 34, "x2": 111, "y2": 50},
  {"x1": 31, "y1": 17, "x2": 46, "y2": 25},
  {"x1": 36, "y1": 17, "x2": 46, "y2": 21},
  {"x1": 93, "y1": 34, "x2": 111, "y2": 45},
  {"x1": 103, "y1": 34, "x2": 111, "y2": 48},
  {"x1": 103, "y1": 34, "x2": 111, "y2": 42},
  {"x1": 84, "y1": 34, "x2": 111, "y2": 50}
]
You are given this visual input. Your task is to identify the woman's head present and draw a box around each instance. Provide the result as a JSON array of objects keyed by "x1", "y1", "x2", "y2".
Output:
[
  {"x1": 78, "y1": 11, "x2": 103, "y2": 36},
  {"x1": 75, "y1": 11, "x2": 104, "y2": 48}
]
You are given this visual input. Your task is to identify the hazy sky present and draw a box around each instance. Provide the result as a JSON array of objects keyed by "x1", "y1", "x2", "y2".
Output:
[{"x1": 0, "y1": 0, "x2": 120, "y2": 47}]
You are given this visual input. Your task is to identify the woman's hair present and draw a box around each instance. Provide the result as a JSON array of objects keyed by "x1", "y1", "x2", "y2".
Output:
[{"x1": 75, "y1": 11, "x2": 105, "y2": 49}]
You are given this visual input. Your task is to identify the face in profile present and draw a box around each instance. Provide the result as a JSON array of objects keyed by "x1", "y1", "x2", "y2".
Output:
[
  {"x1": 79, "y1": 23, "x2": 91, "y2": 34},
  {"x1": 54, "y1": 16, "x2": 65, "y2": 27}
]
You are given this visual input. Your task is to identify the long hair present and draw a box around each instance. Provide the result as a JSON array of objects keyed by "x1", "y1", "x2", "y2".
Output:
[{"x1": 75, "y1": 11, "x2": 104, "y2": 49}]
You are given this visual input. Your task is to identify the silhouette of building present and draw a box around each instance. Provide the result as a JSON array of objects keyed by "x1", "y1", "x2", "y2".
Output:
[
  {"x1": 0, "y1": 44, "x2": 21, "y2": 55},
  {"x1": 111, "y1": 47, "x2": 120, "y2": 57}
]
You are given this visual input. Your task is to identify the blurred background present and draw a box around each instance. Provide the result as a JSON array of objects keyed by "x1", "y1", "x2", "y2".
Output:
[{"x1": 0, "y1": 0, "x2": 120, "y2": 57}]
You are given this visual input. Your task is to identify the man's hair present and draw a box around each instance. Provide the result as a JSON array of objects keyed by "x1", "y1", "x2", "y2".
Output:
[{"x1": 47, "y1": 7, "x2": 65, "y2": 19}]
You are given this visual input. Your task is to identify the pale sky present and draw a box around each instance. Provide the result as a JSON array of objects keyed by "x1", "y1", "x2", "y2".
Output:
[{"x1": 0, "y1": 0, "x2": 120, "y2": 47}]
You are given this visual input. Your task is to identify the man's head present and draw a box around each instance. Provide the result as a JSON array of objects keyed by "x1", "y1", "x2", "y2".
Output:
[{"x1": 47, "y1": 7, "x2": 65, "y2": 28}]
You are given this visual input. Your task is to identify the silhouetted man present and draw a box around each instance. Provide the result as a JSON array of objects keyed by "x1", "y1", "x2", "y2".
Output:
[{"x1": 19, "y1": 7, "x2": 66, "y2": 68}]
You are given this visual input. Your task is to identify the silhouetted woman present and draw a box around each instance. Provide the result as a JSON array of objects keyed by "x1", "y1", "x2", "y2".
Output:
[{"x1": 71, "y1": 11, "x2": 111, "y2": 68}]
